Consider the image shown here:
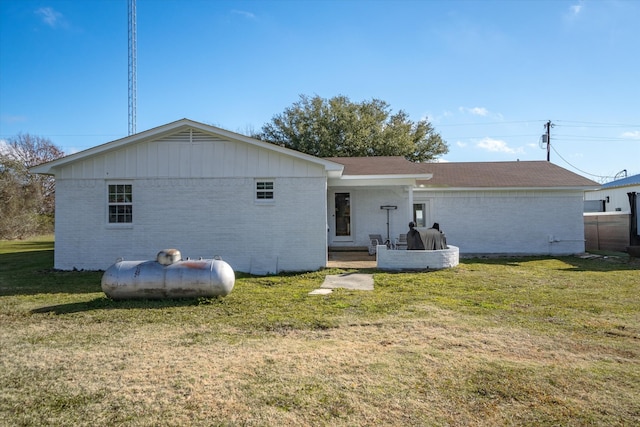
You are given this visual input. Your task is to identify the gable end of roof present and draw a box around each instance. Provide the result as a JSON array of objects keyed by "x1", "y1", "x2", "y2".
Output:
[{"x1": 30, "y1": 119, "x2": 344, "y2": 175}]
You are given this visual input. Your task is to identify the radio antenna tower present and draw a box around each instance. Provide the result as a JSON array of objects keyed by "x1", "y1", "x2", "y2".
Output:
[{"x1": 128, "y1": 0, "x2": 137, "y2": 135}]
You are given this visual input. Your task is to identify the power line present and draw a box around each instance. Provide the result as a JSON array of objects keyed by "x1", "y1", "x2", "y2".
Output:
[
  {"x1": 553, "y1": 134, "x2": 637, "y2": 142},
  {"x1": 441, "y1": 134, "x2": 541, "y2": 140},
  {"x1": 549, "y1": 144, "x2": 614, "y2": 181},
  {"x1": 437, "y1": 119, "x2": 639, "y2": 129},
  {"x1": 555, "y1": 120, "x2": 640, "y2": 128},
  {"x1": 436, "y1": 120, "x2": 545, "y2": 127}
]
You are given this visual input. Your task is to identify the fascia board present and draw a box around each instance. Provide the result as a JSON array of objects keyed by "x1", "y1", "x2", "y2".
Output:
[
  {"x1": 414, "y1": 185, "x2": 601, "y2": 192},
  {"x1": 328, "y1": 177, "x2": 420, "y2": 187},
  {"x1": 339, "y1": 173, "x2": 433, "y2": 180}
]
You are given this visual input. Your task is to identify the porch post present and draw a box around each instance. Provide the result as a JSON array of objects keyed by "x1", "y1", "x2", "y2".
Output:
[{"x1": 408, "y1": 185, "x2": 414, "y2": 223}]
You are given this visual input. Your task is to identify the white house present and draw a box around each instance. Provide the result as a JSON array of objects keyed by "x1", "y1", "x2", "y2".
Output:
[
  {"x1": 31, "y1": 119, "x2": 599, "y2": 273},
  {"x1": 583, "y1": 173, "x2": 640, "y2": 251},
  {"x1": 584, "y1": 173, "x2": 640, "y2": 213}
]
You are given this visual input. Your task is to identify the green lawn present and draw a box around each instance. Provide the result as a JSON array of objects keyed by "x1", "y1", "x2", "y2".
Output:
[{"x1": 1, "y1": 236, "x2": 639, "y2": 426}]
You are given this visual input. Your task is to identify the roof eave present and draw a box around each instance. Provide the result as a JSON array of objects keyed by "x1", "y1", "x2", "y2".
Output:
[
  {"x1": 414, "y1": 185, "x2": 601, "y2": 191},
  {"x1": 340, "y1": 173, "x2": 433, "y2": 180}
]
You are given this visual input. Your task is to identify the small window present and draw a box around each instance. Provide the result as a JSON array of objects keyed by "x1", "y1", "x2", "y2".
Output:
[
  {"x1": 108, "y1": 184, "x2": 133, "y2": 223},
  {"x1": 256, "y1": 180, "x2": 274, "y2": 201}
]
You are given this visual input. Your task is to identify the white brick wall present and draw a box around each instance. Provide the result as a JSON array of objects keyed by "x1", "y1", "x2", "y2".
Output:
[
  {"x1": 329, "y1": 188, "x2": 587, "y2": 256},
  {"x1": 377, "y1": 245, "x2": 459, "y2": 270},
  {"x1": 430, "y1": 190, "x2": 586, "y2": 255},
  {"x1": 54, "y1": 177, "x2": 327, "y2": 272},
  {"x1": 54, "y1": 172, "x2": 588, "y2": 272}
]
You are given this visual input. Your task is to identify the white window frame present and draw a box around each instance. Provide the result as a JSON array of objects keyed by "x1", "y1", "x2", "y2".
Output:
[
  {"x1": 413, "y1": 203, "x2": 427, "y2": 227},
  {"x1": 255, "y1": 179, "x2": 275, "y2": 203},
  {"x1": 107, "y1": 182, "x2": 133, "y2": 225},
  {"x1": 412, "y1": 198, "x2": 433, "y2": 228}
]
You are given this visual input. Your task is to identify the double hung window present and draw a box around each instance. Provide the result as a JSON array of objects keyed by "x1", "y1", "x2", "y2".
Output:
[{"x1": 108, "y1": 184, "x2": 133, "y2": 223}]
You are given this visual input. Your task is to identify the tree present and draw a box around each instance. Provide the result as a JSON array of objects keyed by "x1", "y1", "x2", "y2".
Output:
[
  {"x1": 0, "y1": 133, "x2": 64, "y2": 239},
  {"x1": 256, "y1": 95, "x2": 449, "y2": 162}
]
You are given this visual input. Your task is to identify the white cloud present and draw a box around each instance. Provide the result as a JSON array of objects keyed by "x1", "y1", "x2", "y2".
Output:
[
  {"x1": 35, "y1": 7, "x2": 66, "y2": 29},
  {"x1": 564, "y1": 1, "x2": 585, "y2": 22},
  {"x1": 231, "y1": 10, "x2": 257, "y2": 20},
  {"x1": 621, "y1": 130, "x2": 640, "y2": 139},
  {"x1": 459, "y1": 106, "x2": 489, "y2": 116},
  {"x1": 471, "y1": 107, "x2": 489, "y2": 116},
  {"x1": 423, "y1": 110, "x2": 452, "y2": 124},
  {"x1": 0, "y1": 115, "x2": 26, "y2": 124},
  {"x1": 570, "y1": 2, "x2": 583, "y2": 16},
  {"x1": 476, "y1": 137, "x2": 521, "y2": 154},
  {"x1": 456, "y1": 141, "x2": 468, "y2": 148},
  {"x1": 459, "y1": 107, "x2": 503, "y2": 120}
]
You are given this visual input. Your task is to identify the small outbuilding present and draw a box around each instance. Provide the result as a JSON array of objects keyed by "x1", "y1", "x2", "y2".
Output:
[{"x1": 583, "y1": 173, "x2": 640, "y2": 252}]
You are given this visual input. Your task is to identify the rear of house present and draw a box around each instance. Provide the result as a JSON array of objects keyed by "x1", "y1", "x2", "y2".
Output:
[
  {"x1": 326, "y1": 158, "x2": 599, "y2": 256},
  {"x1": 32, "y1": 119, "x2": 600, "y2": 274},
  {"x1": 31, "y1": 119, "x2": 342, "y2": 274}
]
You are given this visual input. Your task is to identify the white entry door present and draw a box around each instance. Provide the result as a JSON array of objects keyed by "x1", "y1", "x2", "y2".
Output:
[{"x1": 331, "y1": 192, "x2": 353, "y2": 242}]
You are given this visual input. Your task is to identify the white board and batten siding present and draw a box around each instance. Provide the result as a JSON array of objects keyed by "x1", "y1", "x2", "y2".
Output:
[
  {"x1": 53, "y1": 129, "x2": 329, "y2": 273},
  {"x1": 57, "y1": 129, "x2": 325, "y2": 180}
]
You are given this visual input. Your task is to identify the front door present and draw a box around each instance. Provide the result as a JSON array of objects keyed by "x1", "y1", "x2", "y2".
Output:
[{"x1": 332, "y1": 192, "x2": 352, "y2": 242}]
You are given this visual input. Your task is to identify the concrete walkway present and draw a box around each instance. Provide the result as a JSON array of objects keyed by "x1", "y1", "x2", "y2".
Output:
[{"x1": 309, "y1": 273, "x2": 374, "y2": 295}]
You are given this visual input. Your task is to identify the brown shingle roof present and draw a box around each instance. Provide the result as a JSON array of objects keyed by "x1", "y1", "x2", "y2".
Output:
[
  {"x1": 325, "y1": 156, "x2": 428, "y2": 175},
  {"x1": 326, "y1": 156, "x2": 599, "y2": 188}
]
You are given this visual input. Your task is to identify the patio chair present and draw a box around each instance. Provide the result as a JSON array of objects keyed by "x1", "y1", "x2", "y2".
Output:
[
  {"x1": 394, "y1": 233, "x2": 408, "y2": 250},
  {"x1": 368, "y1": 234, "x2": 386, "y2": 255}
]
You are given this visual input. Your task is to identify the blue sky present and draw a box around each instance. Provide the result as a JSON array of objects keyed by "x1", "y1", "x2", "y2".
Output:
[{"x1": 1, "y1": 0, "x2": 638, "y2": 182}]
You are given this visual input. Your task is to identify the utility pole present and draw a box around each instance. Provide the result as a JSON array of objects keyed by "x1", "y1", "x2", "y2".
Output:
[
  {"x1": 544, "y1": 120, "x2": 553, "y2": 161},
  {"x1": 128, "y1": 0, "x2": 137, "y2": 135}
]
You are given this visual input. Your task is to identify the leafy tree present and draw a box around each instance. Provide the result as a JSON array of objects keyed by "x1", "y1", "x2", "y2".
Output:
[
  {"x1": 256, "y1": 95, "x2": 448, "y2": 162},
  {"x1": 0, "y1": 133, "x2": 64, "y2": 239}
]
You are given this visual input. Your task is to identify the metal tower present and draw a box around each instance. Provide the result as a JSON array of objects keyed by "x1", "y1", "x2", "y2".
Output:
[{"x1": 128, "y1": 0, "x2": 137, "y2": 135}]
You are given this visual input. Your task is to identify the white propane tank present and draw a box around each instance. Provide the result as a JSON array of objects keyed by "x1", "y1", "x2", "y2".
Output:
[{"x1": 101, "y1": 249, "x2": 235, "y2": 299}]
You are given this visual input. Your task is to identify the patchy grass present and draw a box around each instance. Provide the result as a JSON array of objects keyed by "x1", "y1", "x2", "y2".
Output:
[{"x1": 1, "y1": 237, "x2": 639, "y2": 426}]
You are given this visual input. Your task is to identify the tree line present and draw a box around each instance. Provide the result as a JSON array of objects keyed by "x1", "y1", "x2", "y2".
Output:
[
  {"x1": 0, "y1": 134, "x2": 62, "y2": 239},
  {"x1": 1, "y1": 94, "x2": 448, "y2": 239}
]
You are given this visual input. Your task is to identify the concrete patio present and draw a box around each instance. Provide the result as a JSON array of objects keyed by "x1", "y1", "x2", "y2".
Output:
[{"x1": 327, "y1": 251, "x2": 376, "y2": 269}]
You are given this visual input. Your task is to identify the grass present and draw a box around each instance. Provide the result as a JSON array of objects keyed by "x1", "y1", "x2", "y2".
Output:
[{"x1": 1, "y1": 236, "x2": 639, "y2": 426}]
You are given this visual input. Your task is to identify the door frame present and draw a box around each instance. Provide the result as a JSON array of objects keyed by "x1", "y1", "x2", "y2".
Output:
[{"x1": 329, "y1": 190, "x2": 354, "y2": 242}]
